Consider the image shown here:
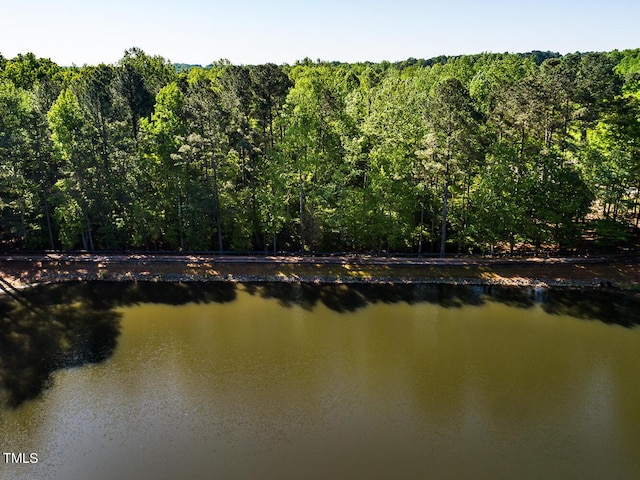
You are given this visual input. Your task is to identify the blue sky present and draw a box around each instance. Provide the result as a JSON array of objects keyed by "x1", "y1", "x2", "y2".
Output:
[{"x1": 2, "y1": 0, "x2": 639, "y2": 65}]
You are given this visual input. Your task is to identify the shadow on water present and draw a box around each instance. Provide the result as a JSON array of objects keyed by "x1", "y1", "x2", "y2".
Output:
[
  {"x1": 245, "y1": 282, "x2": 640, "y2": 328},
  {"x1": 1, "y1": 280, "x2": 637, "y2": 410},
  {"x1": 0, "y1": 281, "x2": 237, "y2": 410},
  {"x1": 0, "y1": 296, "x2": 121, "y2": 410},
  {"x1": 244, "y1": 282, "x2": 491, "y2": 313},
  {"x1": 246, "y1": 282, "x2": 530, "y2": 313},
  {"x1": 20, "y1": 280, "x2": 238, "y2": 310},
  {"x1": 542, "y1": 288, "x2": 640, "y2": 328}
]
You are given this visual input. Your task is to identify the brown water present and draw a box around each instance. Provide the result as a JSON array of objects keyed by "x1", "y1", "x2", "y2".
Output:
[{"x1": 1, "y1": 282, "x2": 639, "y2": 480}]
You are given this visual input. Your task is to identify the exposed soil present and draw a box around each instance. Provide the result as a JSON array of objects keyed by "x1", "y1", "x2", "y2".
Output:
[{"x1": 1, "y1": 253, "x2": 638, "y2": 291}]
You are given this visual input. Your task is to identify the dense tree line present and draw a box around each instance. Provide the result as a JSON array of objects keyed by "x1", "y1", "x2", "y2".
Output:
[{"x1": 0, "y1": 48, "x2": 639, "y2": 254}]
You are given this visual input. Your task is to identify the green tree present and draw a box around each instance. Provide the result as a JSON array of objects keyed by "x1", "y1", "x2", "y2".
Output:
[
  {"x1": 0, "y1": 81, "x2": 32, "y2": 246},
  {"x1": 183, "y1": 72, "x2": 228, "y2": 251},
  {"x1": 582, "y1": 95, "x2": 640, "y2": 228},
  {"x1": 278, "y1": 64, "x2": 353, "y2": 251},
  {"x1": 139, "y1": 82, "x2": 188, "y2": 249},
  {"x1": 423, "y1": 77, "x2": 482, "y2": 256},
  {"x1": 48, "y1": 89, "x2": 98, "y2": 249},
  {"x1": 116, "y1": 48, "x2": 174, "y2": 145},
  {"x1": 1, "y1": 53, "x2": 61, "y2": 90},
  {"x1": 361, "y1": 69, "x2": 428, "y2": 252}
]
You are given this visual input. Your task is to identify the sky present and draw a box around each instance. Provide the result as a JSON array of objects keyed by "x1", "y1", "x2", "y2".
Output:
[{"x1": 2, "y1": 0, "x2": 639, "y2": 66}]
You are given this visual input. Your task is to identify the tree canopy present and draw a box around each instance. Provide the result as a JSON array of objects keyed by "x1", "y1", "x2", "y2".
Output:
[{"x1": 0, "y1": 48, "x2": 638, "y2": 254}]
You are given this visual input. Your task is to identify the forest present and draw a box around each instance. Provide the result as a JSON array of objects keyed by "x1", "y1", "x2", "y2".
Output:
[{"x1": 0, "y1": 48, "x2": 639, "y2": 254}]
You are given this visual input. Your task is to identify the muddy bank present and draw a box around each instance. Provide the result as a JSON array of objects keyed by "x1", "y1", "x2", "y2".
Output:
[{"x1": 1, "y1": 253, "x2": 638, "y2": 291}]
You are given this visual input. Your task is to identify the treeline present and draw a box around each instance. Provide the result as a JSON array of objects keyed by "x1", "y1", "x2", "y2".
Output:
[{"x1": 0, "y1": 48, "x2": 639, "y2": 254}]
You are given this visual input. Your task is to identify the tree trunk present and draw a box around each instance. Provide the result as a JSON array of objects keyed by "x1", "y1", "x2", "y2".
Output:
[
  {"x1": 178, "y1": 195, "x2": 184, "y2": 251},
  {"x1": 211, "y1": 157, "x2": 223, "y2": 252},
  {"x1": 85, "y1": 213, "x2": 94, "y2": 251},
  {"x1": 634, "y1": 182, "x2": 640, "y2": 228},
  {"x1": 440, "y1": 160, "x2": 450, "y2": 257},
  {"x1": 20, "y1": 210, "x2": 27, "y2": 245},
  {"x1": 299, "y1": 169, "x2": 304, "y2": 252},
  {"x1": 418, "y1": 201, "x2": 425, "y2": 255},
  {"x1": 36, "y1": 136, "x2": 56, "y2": 250},
  {"x1": 43, "y1": 187, "x2": 55, "y2": 250}
]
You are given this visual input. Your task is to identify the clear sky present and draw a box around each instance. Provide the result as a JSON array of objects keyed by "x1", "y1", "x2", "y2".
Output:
[{"x1": 2, "y1": 0, "x2": 639, "y2": 66}]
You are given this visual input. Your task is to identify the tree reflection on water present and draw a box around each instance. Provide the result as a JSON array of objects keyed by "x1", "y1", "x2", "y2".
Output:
[
  {"x1": 248, "y1": 282, "x2": 640, "y2": 327},
  {"x1": 1, "y1": 280, "x2": 637, "y2": 410},
  {"x1": 0, "y1": 281, "x2": 237, "y2": 409}
]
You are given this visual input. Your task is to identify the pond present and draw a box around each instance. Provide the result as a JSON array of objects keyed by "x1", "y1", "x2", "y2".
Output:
[{"x1": 1, "y1": 282, "x2": 639, "y2": 480}]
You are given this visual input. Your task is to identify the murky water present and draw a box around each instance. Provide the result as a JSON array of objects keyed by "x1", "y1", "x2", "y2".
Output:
[{"x1": 1, "y1": 282, "x2": 639, "y2": 480}]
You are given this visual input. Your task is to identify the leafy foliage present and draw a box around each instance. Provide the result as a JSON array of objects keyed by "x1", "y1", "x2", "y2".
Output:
[{"x1": 0, "y1": 48, "x2": 638, "y2": 252}]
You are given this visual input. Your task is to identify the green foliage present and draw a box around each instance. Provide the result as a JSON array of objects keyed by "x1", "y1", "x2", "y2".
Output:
[
  {"x1": 591, "y1": 218, "x2": 633, "y2": 247},
  {"x1": 615, "y1": 48, "x2": 640, "y2": 94},
  {"x1": 0, "y1": 48, "x2": 638, "y2": 253},
  {"x1": 0, "y1": 81, "x2": 32, "y2": 245},
  {"x1": 1, "y1": 53, "x2": 61, "y2": 90}
]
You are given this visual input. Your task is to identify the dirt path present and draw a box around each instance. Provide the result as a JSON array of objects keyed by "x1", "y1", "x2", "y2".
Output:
[{"x1": 1, "y1": 253, "x2": 638, "y2": 290}]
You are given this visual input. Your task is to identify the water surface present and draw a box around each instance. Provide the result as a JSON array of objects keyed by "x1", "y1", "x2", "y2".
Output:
[{"x1": 1, "y1": 282, "x2": 639, "y2": 480}]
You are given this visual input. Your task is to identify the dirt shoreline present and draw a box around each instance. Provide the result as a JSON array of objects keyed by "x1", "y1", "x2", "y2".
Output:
[{"x1": 1, "y1": 253, "x2": 638, "y2": 292}]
